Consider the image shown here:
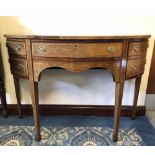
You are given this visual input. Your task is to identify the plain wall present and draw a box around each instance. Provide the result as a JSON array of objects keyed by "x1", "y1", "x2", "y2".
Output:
[{"x1": 0, "y1": 16, "x2": 154, "y2": 106}]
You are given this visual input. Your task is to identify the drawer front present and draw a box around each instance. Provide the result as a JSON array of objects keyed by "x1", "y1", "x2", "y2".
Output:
[
  {"x1": 32, "y1": 42, "x2": 123, "y2": 58},
  {"x1": 9, "y1": 58, "x2": 28, "y2": 77},
  {"x1": 128, "y1": 42, "x2": 148, "y2": 58},
  {"x1": 126, "y1": 58, "x2": 146, "y2": 78},
  {"x1": 7, "y1": 41, "x2": 26, "y2": 56}
]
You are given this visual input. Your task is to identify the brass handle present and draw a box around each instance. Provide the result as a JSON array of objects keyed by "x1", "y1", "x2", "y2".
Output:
[
  {"x1": 133, "y1": 46, "x2": 140, "y2": 52},
  {"x1": 17, "y1": 64, "x2": 24, "y2": 71},
  {"x1": 38, "y1": 46, "x2": 46, "y2": 54},
  {"x1": 15, "y1": 45, "x2": 21, "y2": 52},
  {"x1": 131, "y1": 65, "x2": 137, "y2": 70},
  {"x1": 107, "y1": 46, "x2": 116, "y2": 53}
]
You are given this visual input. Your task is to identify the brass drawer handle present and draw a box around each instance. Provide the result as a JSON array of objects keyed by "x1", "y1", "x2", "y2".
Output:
[
  {"x1": 17, "y1": 64, "x2": 24, "y2": 71},
  {"x1": 133, "y1": 46, "x2": 140, "y2": 52},
  {"x1": 38, "y1": 46, "x2": 46, "y2": 54},
  {"x1": 131, "y1": 65, "x2": 137, "y2": 70},
  {"x1": 15, "y1": 45, "x2": 21, "y2": 52},
  {"x1": 107, "y1": 46, "x2": 116, "y2": 53}
]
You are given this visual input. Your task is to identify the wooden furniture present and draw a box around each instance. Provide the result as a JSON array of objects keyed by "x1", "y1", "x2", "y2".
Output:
[
  {"x1": 4, "y1": 35, "x2": 150, "y2": 141},
  {"x1": 0, "y1": 43, "x2": 8, "y2": 117}
]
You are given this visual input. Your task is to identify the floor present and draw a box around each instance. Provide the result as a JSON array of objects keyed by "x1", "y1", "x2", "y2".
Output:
[
  {"x1": 0, "y1": 94, "x2": 155, "y2": 146},
  {"x1": 1, "y1": 115, "x2": 155, "y2": 146}
]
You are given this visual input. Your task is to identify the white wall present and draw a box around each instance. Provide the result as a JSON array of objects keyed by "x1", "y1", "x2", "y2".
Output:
[{"x1": 0, "y1": 16, "x2": 155, "y2": 106}]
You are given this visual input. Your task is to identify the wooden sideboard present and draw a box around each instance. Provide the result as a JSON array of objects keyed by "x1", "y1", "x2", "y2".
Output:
[{"x1": 4, "y1": 35, "x2": 150, "y2": 141}]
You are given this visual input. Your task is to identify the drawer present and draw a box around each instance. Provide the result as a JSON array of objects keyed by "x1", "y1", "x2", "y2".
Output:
[
  {"x1": 126, "y1": 58, "x2": 146, "y2": 78},
  {"x1": 128, "y1": 42, "x2": 148, "y2": 58},
  {"x1": 9, "y1": 58, "x2": 28, "y2": 77},
  {"x1": 6, "y1": 41, "x2": 26, "y2": 56},
  {"x1": 32, "y1": 42, "x2": 123, "y2": 58}
]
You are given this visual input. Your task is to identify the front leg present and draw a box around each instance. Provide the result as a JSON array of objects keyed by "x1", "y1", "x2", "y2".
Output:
[
  {"x1": 13, "y1": 76, "x2": 22, "y2": 118},
  {"x1": 132, "y1": 76, "x2": 142, "y2": 119},
  {"x1": 29, "y1": 81, "x2": 41, "y2": 141},
  {"x1": 113, "y1": 81, "x2": 124, "y2": 142}
]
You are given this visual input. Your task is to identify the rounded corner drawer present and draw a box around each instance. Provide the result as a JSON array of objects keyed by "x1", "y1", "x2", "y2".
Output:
[
  {"x1": 9, "y1": 58, "x2": 28, "y2": 77},
  {"x1": 128, "y1": 42, "x2": 148, "y2": 58},
  {"x1": 32, "y1": 42, "x2": 123, "y2": 58},
  {"x1": 126, "y1": 58, "x2": 146, "y2": 78},
  {"x1": 6, "y1": 41, "x2": 26, "y2": 56}
]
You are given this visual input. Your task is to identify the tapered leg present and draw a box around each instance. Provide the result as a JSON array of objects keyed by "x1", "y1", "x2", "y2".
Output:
[
  {"x1": 13, "y1": 76, "x2": 22, "y2": 118},
  {"x1": 113, "y1": 82, "x2": 124, "y2": 142},
  {"x1": 0, "y1": 81, "x2": 8, "y2": 117},
  {"x1": 132, "y1": 76, "x2": 142, "y2": 120},
  {"x1": 29, "y1": 81, "x2": 41, "y2": 141}
]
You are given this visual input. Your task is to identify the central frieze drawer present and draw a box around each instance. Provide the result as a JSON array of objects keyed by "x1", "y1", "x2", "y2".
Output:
[{"x1": 32, "y1": 42, "x2": 123, "y2": 58}]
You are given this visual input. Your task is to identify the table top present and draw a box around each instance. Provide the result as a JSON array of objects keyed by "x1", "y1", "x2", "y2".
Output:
[{"x1": 4, "y1": 35, "x2": 151, "y2": 40}]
